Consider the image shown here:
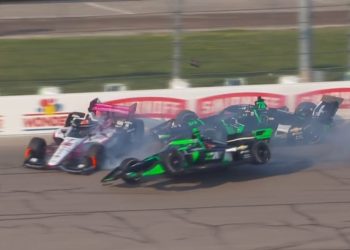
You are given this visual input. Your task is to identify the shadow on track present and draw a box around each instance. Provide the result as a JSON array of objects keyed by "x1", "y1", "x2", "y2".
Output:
[{"x1": 107, "y1": 157, "x2": 313, "y2": 191}]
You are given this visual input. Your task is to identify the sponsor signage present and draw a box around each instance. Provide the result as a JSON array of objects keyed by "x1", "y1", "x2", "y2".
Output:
[
  {"x1": 105, "y1": 97, "x2": 187, "y2": 119},
  {"x1": 22, "y1": 113, "x2": 69, "y2": 131},
  {"x1": 22, "y1": 98, "x2": 67, "y2": 131},
  {"x1": 37, "y1": 98, "x2": 63, "y2": 114},
  {"x1": 296, "y1": 88, "x2": 350, "y2": 109},
  {"x1": 196, "y1": 92, "x2": 287, "y2": 117}
]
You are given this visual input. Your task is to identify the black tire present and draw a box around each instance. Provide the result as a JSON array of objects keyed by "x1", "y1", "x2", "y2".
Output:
[
  {"x1": 295, "y1": 102, "x2": 316, "y2": 119},
  {"x1": 120, "y1": 158, "x2": 142, "y2": 184},
  {"x1": 130, "y1": 119, "x2": 145, "y2": 144},
  {"x1": 305, "y1": 132, "x2": 322, "y2": 145},
  {"x1": 286, "y1": 133, "x2": 297, "y2": 145},
  {"x1": 160, "y1": 148, "x2": 186, "y2": 175},
  {"x1": 81, "y1": 144, "x2": 104, "y2": 174},
  {"x1": 175, "y1": 110, "x2": 198, "y2": 125},
  {"x1": 64, "y1": 112, "x2": 85, "y2": 127},
  {"x1": 251, "y1": 141, "x2": 271, "y2": 164},
  {"x1": 303, "y1": 122, "x2": 324, "y2": 145},
  {"x1": 25, "y1": 137, "x2": 46, "y2": 160}
]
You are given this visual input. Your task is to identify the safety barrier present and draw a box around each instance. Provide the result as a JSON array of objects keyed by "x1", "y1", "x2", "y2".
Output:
[{"x1": 0, "y1": 81, "x2": 349, "y2": 135}]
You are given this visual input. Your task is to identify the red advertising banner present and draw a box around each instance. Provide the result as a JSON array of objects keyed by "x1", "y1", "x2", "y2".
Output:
[
  {"x1": 296, "y1": 88, "x2": 350, "y2": 109},
  {"x1": 196, "y1": 92, "x2": 286, "y2": 117},
  {"x1": 105, "y1": 97, "x2": 187, "y2": 119},
  {"x1": 22, "y1": 113, "x2": 69, "y2": 131}
]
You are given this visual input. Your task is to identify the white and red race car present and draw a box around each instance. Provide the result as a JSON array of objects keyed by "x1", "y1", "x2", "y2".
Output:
[{"x1": 23, "y1": 99, "x2": 144, "y2": 174}]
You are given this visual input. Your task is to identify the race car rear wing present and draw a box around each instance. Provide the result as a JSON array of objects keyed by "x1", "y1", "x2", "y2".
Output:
[
  {"x1": 320, "y1": 95, "x2": 344, "y2": 105},
  {"x1": 92, "y1": 103, "x2": 137, "y2": 118},
  {"x1": 313, "y1": 95, "x2": 344, "y2": 124}
]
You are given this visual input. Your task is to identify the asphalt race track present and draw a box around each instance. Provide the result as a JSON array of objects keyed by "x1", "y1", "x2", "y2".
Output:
[{"x1": 1, "y1": 122, "x2": 350, "y2": 250}]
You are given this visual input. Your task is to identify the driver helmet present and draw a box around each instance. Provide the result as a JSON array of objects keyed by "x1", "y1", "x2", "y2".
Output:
[
  {"x1": 72, "y1": 118, "x2": 91, "y2": 128},
  {"x1": 298, "y1": 105, "x2": 315, "y2": 118},
  {"x1": 71, "y1": 118, "x2": 82, "y2": 128},
  {"x1": 191, "y1": 127, "x2": 202, "y2": 140},
  {"x1": 88, "y1": 98, "x2": 101, "y2": 120},
  {"x1": 255, "y1": 96, "x2": 267, "y2": 110}
]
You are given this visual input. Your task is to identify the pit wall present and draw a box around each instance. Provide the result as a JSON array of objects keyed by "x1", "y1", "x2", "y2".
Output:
[{"x1": 0, "y1": 81, "x2": 350, "y2": 135}]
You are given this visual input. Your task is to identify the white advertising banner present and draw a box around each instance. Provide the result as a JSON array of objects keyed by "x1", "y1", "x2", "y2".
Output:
[{"x1": 0, "y1": 81, "x2": 349, "y2": 135}]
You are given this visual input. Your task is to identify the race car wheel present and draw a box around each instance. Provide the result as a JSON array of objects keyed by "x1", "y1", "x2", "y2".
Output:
[
  {"x1": 81, "y1": 144, "x2": 104, "y2": 174},
  {"x1": 303, "y1": 123, "x2": 324, "y2": 144},
  {"x1": 161, "y1": 148, "x2": 186, "y2": 175},
  {"x1": 64, "y1": 112, "x2": 85, "y2": 127},
  {"x1": 305, "y1": 132, "x2": 322, "y2": 144},
  {"x1": 286, "y1": 133, "x2": 297, "y2": 145},
  {"x1": 251, "y1": 141, "x2": 271, "y2": 164},
  {"x1": 175, "y1": 110, "x2": 198, "y2": 125},
  {"x1": 295, "y1": 102, "x2": 316, "y2": 119},
  {"x1": 130, "y1": 119, "x2": 145, "y2": 144},
  {"x1": 120, "y1": 158, "x2": 142, "y2": 184},
  {"x1": 25, "y1": 137, "x2": 46, "y2": 160}
]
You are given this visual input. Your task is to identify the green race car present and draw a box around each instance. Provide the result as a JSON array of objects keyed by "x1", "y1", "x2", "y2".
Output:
[
  {"x1": 101, "y1": 127, "x2": 273, "y2": 184},
  {"x1": 150, "y1": 104, "x2": 270, "y2": 145},
  {"x1": 151, "y1": 95, "x2": 343, "y2": 146}
]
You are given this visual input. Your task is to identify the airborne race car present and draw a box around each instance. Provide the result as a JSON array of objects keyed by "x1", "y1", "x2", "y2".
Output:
[
  {"x1": 151, "y1": 95, "x2": 343, "y2": 145},
  {"x1": 23, "y1": 102, "x2": 144, "y2": 174},
  {"x1": 101, "y1": 128, "x2": 272, "y2": 184},
  {"x1": 151, "y1": 103, "x2": 273, "y2": 145}
]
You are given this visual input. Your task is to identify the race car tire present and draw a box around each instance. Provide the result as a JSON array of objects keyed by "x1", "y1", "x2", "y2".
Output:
[
  {"x1": 161, "y1": 148, "x2": 186, "y2": 175},
  {"x1": 130, "y1": 119, "x2": 145, "y2": 144},
  {"x1": 120, "y1": 158, "x2": 142, "y2": 184},
  {"x1": 251, "y1": 141, "x2": 271, "y2": 164},
  {"x1": 25, "y1": 137, "x2": 47, "y2": 160},
  {"x1": 295, "y1": 102, "x2": 316, "y2": 119},
  {"x1": 286, "y1": 133, "x2": 297, "y2": 145},
  {"x1": 81, "y1": 144, "x2": 104, "y2": 174},
  {"x1": 175, "y1": 110, "x2": 198, "y2": 125},
  {"x1": 64, "y1": 112, "x2": 85, "y2": 127},
  {"x1": 303, "y1": 123, "x2": 324, "y2": 145}
]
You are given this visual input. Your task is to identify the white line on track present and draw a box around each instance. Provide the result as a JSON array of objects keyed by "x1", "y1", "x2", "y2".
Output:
[{"x1": 85, "y1": 2, "x2": 134, "y2": 15}]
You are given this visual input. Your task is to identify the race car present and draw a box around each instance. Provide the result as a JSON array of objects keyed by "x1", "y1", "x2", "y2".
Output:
[
  {"x1": 268, "y1": 95, "x2": 343, "y2": 144},
  {"x1": 152, "y1": 95, "x2": 343, "y2": 146},
  {"x1": 101, "y1": 127, "x2": 272, "y2": 184},
  {"x1": 23, "y1": 101, "x2": 144, "y2": 174},
  {"x1": 151, "y1": 102, "x2": 270, "y2": 144}
]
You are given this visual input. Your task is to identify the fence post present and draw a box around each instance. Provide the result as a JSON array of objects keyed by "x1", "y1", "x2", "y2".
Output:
[{"x1": 298, "y1": 0, "x2": 313, "y2": 82}]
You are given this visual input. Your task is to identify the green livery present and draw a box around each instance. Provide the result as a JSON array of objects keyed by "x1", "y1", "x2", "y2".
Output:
[
  {"x1": 101, "y1": 128, "x2": 272, "y2": 184},
  {"x1": 150, "y1": 99, "x2": 272, "y2": 145}
]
